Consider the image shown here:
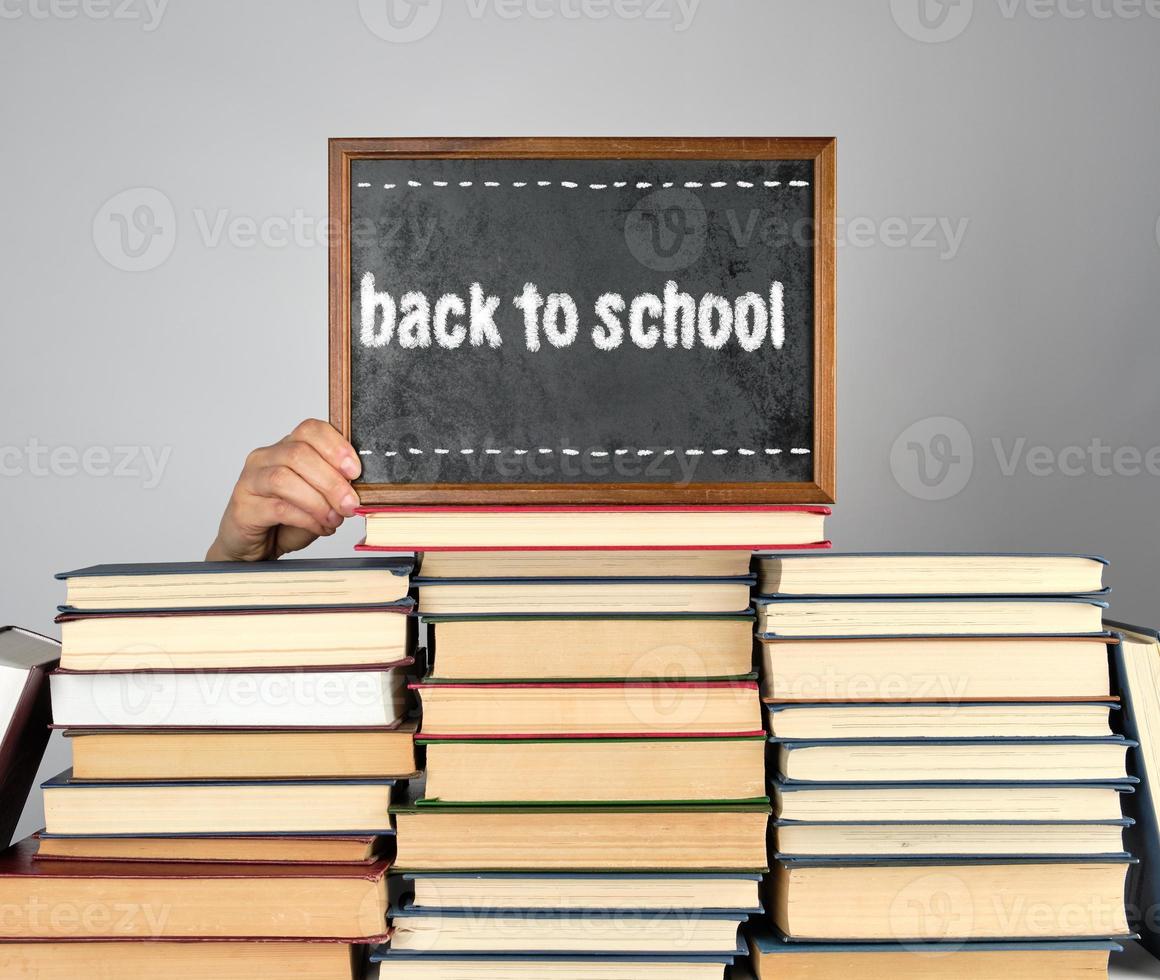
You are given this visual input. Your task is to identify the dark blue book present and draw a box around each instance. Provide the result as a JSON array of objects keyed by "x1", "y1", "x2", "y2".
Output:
[
  {"x1": 773, "y1": 735, "x2": 1135, "y2": 784},
  {"x1": 752, "y1": 551, "x2": 1108, "y2": 598},
  {"x1": 770, "y1": 856, "x2": 1134, "y2": 942},
  {"x1": 56, "y1": 556, "x2": 414, "y2": 612},
  {"x1": 755, "y1": 595, "x2": 1109, "y2": 638},
  {"x1": 747, "y1": 926, "x2": 1124, "y2": 977},
  {"x1": 1107, "y1": 620, "x2": 1160, "y2": 960}
]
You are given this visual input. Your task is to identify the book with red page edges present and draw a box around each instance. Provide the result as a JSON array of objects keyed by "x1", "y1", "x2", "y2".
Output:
[
  {"x1": 355, "y1": 504, "x2": 831, "y2": 551},
  {"x1": 0, "y1": 838, "x2": 391, "y2": 939}
]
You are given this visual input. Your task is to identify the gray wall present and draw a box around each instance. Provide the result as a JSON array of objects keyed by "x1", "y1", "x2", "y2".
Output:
[{"x1": 2, "y1": 0, "x2": 1158, "y2": 839}]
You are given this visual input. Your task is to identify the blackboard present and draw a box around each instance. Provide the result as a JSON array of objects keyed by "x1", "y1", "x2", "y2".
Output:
[{"x1": 329, "y1": 138, "x2": 835, "y2": 504}]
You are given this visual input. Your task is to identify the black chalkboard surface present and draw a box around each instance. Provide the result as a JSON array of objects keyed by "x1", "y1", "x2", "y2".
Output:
[{"x1": 329, "y1": 138, "x2": 835, "y2": 504}]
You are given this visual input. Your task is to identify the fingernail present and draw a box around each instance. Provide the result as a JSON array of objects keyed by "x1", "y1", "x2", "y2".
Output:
[
  {"x1": 341, "y1": 493, "x2": 359, "y2": 516},
  {"x1": 326, "y1": 509, "x2": 341, "y2": 527},
  {"x1": 341, "y1": 456, "x2": 361, "y2": 479}
]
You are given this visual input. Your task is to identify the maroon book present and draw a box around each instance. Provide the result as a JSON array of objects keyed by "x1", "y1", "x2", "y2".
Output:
[{"x1": 0, "y1": 628, "x2": 58, "y2": 848}]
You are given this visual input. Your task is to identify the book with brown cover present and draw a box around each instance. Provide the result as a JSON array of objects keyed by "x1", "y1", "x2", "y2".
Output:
[
  {"x1": 0, "y1": 838, "x2": 391, "y2": 939},
  {"x1": 0, "y1": 627, "x2": 59, "y2": 848}
]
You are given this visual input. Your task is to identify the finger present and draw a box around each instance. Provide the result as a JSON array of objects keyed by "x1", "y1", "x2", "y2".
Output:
[
  {"x1": 272, "y1": 523, "x2": 319, "y2": 558},
  {"x1": 244, "y1": 494, "x2": 334, "y2": 540},
  {"x1": 252, "y1": 465, "x2": 340, "y2": 530},
  {"x1": 269, "y1": 440, "x2": 360, "y2": 518},
  {"x1": 285, "y1": 419, "x2": 362, "y2": 481}
]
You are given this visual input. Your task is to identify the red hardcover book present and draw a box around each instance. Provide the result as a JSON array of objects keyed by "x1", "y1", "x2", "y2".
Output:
[
  {"x1": 0, "y1": 838, "x2": 391, "y2": 940},
  {"x1": 356, "y1": 503, "x2": 831, "y2": 551},
  {"x1": 412, "y1": 680, "x2": 763, "y2": 738},
  {"x1": 0, "y1": 628, "x2": 59, "y2": 848}
]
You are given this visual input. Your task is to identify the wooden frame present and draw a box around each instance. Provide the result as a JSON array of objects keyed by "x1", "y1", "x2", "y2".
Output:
[{"x1": 329, "y1": 137, "x2": 836, "y2": 504}]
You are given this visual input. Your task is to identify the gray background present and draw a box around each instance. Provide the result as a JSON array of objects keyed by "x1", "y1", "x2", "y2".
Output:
[{"x1": 1, "y1": 0, "x2": 1158, "y2": 845}]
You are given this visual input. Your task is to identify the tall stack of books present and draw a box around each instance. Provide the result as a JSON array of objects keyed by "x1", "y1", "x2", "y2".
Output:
[
  {"x1": 0, "y1": 558, "x2": 418, "y2": 979},
  {"x1": 745, "y1": 553, "x2": 1134, "y2": 979},
  {"x1": 357, "y1": 504, "x2": 829, "y2": 980}
]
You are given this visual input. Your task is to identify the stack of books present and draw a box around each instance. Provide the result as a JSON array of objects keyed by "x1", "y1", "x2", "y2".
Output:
[
  {"x1": 747, "y1": 553, "x2": 1135, "y2": 978},
  {"x1": 359, "y1": 504, "x2": 829, "y2": 980},
  {"x1": 0, "y1": 558, "x2": 418, "y2": 979}
]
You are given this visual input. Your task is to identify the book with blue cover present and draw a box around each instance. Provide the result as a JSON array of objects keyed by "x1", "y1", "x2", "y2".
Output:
[
  {"x1": 56, "y1": 556, "x2": 414, "y2": 611},
  {"x1": 755, "y1": 595, "x2": 1109, "y2": 637},
  {"x1": 1107, "y1": 620, "x2": 1160, "y2": 959},
  {"x1": 746, "y1": 927, "x2": 1124, "y2": 979},
  {"x1": 769, "y1": 856, "x2": 1134, "y2": 942},
  {"x1": 772, "y1": 816, "x2": 1131, "y2": 859},
  {"x1": 772, "y1": 777, "x2": 1135, "y2": 823},
  {"x1": 772, "y1": 735, "x2": 1135, "y2": 784},
  {"x1": 753, "y1": 552, "x2": 1107, "y2": 597},
  {"x1": 765, "y1": 700, "x2": 1119, "y2": 739},
  {"x1": 416, "y1": 575, "x2": 756, "y2": 615},
  {"x1": 759, "y1": 633, "x2": 1117, "y2": 703}
]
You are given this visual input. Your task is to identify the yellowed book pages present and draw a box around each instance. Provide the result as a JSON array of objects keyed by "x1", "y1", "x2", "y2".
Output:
[
  {"x1": 395, "y1": 808, "x2": 769, "y2": 870},
  {"x1": 432, "y1": 617, "x2": 753, "y2": 680},
  {"x1": 424, "y1": 738, "x2": 766, "y2": 803}
]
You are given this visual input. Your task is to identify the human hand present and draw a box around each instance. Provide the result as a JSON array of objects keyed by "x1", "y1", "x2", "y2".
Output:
[{"x1": 206, "y1": 419, "x2": 362, "y2": 562}]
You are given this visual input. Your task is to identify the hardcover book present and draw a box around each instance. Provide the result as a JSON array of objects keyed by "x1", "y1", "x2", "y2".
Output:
[
  {"x1": 428, "y1": 613, "x2": 755, "y2": 681},
  {"x1": 0, "y1": 837, "x2": 390, "y2": 939},
  {"x1": 357, "y1": 504, "x2": 830, "y2": 550},
  {"x1": 392, "y1": 802, "x2": 771, "y2": 871},
  {"x1": 56, "y1": 556, "x2": 414, "y2": 611},
  {"x1": 41, "y1": 771, "x2": 397, "y2": 836},
  {"x1": 755, "y1": 596, "x2": 1109, "y2": 638},
  {"x1": 1107, "y1": 620, "x2": 1160, "y2": 959},
  {"x1": 0, "y1": 627, "x2": 59, "y2": 847},
  {"x1": 753, "y1": 552, "x2": 1107, "y2": 597},
  {"x1": 770, "y1": 856, "x2": 1133, "y2": 941},
  {"x1": 54, "y1": 601, "x2": 415, "y2": 671},
  {"x1": 747, "y1": 929, "x2": 1123, "y2": 979},
  {"x1": 0, "y1": 936, "x2": 385, "y2": 980},
  {"x1": 415, "y1": 682, "x2": 762, "y2": 737}
]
